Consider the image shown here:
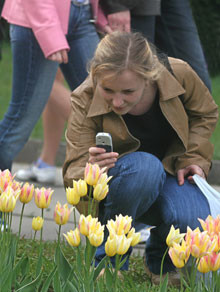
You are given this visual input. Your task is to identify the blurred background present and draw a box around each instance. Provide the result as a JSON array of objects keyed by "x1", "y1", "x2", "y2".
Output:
[{"x1": 0, "y1": 0, "x2": 220, "y2": 163}]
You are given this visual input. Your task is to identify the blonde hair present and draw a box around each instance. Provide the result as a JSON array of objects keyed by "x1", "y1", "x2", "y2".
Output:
[{"x1": 89, "y1": 31, "x2": 164, "y2": 84}]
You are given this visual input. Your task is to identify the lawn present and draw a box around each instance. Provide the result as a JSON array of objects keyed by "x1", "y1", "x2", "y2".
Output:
[{"x1": 0, "y1": 41, "x2": 220, "y2": 158}]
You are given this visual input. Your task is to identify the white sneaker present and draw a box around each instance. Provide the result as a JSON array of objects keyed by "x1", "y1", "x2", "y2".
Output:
[
  {"x1": 139, "y1": 228, "x2": 151, "y2": 244},
  {"x1": 16, "y1": 165, "x2": 56, "y2": 184}
]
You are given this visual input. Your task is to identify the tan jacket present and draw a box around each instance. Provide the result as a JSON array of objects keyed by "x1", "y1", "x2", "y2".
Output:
[{"x1": 63, "y1": 58, "x2": 218, "y2": 188}]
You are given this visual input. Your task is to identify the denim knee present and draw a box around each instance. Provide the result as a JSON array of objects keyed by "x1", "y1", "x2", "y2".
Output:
[{"x1": 103, "y1": 152, "x2": 166, "y2": 221}]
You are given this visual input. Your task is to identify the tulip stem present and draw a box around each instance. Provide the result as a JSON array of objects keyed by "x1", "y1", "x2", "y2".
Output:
[
  {"x1": 33, "y1": 231, "x2": 37, "y2": 241},
  {"x1": 88, "y1": 186, "x2": 93, "y2": 215},
  {"x1": 9, "y1": 212, "x2": 13, "y2": 231},
  {"x1": 73, "y1": 208, "x2": 77, "y2": 228},
  {"x1": 58, "y1": 225, "x2": 61, "y2": 246},
  {"x1": 40, "y1": 209, "x2": 44, "y2": 244},
  {"x1": 160, "y1": 247, "x2": 168, "y2": 285},
  {"x1": 18, "y1": 203, "x2": 25, "y2": 239}
]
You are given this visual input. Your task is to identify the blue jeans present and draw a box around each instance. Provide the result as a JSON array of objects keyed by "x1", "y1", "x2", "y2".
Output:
[
  {"x1": 155, "y1": 0, "x2": 211, "y2": 91},
  {"x1": 95, "y1": 152, "x2": 210, "y2": 273},
  {"x1": 0, "y1": 3, "x2": 99, "y2": 171}
]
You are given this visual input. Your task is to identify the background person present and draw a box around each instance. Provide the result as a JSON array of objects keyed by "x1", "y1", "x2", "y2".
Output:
[
  {"x1": 63, "y1": 32, "x2": 218, "y2": 285},
  {"x1": 0, "y1": 0, "x2": 100, "y2": 172}
]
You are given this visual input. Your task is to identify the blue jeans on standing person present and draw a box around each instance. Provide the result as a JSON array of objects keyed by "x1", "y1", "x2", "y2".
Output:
[
  {"x1": 155, "y1": 0, "x2": 211, "y2": 91},
  {"x1": 95, "y1": 152, "x2": 211, "y2": 273},
  {"x1": 0, "y1": 2, "x2": 99, "y2": 171}
]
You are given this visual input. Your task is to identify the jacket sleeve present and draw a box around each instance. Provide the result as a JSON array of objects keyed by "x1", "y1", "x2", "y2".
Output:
[
  {"x1": 63, "y1": 88, "x2": 101, "y2": 188},
  {"x1": 20, "y1": 0, "x2": 70, "y2": 58},
  {"x1": 173, "y1": 62, "x2": 219, "y2": 176}
]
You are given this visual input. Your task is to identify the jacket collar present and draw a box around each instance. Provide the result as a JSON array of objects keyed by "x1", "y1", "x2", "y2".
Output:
[{"x1": 87, "y1": 67, "x2": 186, "y2": 118}]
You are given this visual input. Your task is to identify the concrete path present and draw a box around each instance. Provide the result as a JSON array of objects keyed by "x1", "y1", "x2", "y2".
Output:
[{"x1": 11, "y1": 163, "x2": 220, "y2": 256}]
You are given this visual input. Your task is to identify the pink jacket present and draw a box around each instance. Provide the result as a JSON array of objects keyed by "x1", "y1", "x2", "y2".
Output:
[{"x1": 1, "y1": 0, "x2": 107, "y2": 58}]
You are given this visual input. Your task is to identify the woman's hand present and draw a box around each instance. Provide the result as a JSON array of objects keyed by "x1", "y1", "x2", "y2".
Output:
[
  {"x1": 177, "y1": 165, "x2": 205, "y2": 186},
  {"x1": 48, "y1": 49, "x2": 68, "y2": 64},
  {"x1": 88, "y1": 147, "x2": 119, "y2": 171}
]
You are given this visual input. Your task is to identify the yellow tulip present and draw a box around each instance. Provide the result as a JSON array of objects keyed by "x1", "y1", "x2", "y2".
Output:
[
  {"x1": 93, "y1": 183, "x2": 109, "y2": 201},
  {"x1": 66, "y1": 187, "x2": 80, "y2": 205},
  {"x1": 73, "y1": 179, "x2": 88, "y2": 197},
  {"x1": 32, "y1": 216, "x2": 44, "y2": 231},
  {"x1": 64, "y1": 228, "x2": 80, "y2": 247},
  {"x1": 127, "y1": 228, "x2": 141, "y2": 246},
  {"x1": 54, "y1": 201, "x2": 73, "y2": 225},
  {"x1": 105, "y1": 236, "x2": 117, "y2": 257},
  {"x1": 207, "y1": 251, "x2": 220, "y2": 272},
  {"x1": 96, "y1": 172, "x2": 112, "y2": 186},
  {"x1": 166, "y1": 225, "x2": 185, "y2": 247},
  {"x1": 198, "y1": 215, "x2": 220, "y2": 237},
  {"x1": 34, "y1": 187, "x2": 53, "y2": 209},
  {"x1": 190, "y1": 231, "x2": 216, "y2": 258},
  {"x1": 197, "y1": 256, "x2": 210, "y2": 273},
  {"x1": 0, "y1": 186, "x2": 17, "y2": 212},
  {"x1": 116, "y1": 234, "x2": 132, "y2": 255},
  {"x1": 0, "y1": 170, "x2": 13, "y2": 194},
  {"x1": 19, "y1": 182, "x2": 34, "y2": 204},
  {"x1": 168, "y1": 240, "x2": 190, "y2": 268},
  {"x1": 78, "y1": 214, "x2": 98, "y2": 236},
  {"x1": 88, "y1": 227, "x2": 104, "y2": 247},
  {"x1": 84, "y1": 163, "x2": 101, "y2": 186}
]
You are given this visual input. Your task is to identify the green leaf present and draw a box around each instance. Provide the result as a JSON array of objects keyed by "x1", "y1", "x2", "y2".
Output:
[
  {"x1": 15, "y1": 270, "x2": 42, "y2": 292},
  {"x1": 40, "y1": 265, "x2": 57, "y2": 292},
  {"x1": 159, "y1": 274, "x2": 168, "y2": 292},
  {"x1": 105, "y1": 267, "x2": 113, "y2": 290},
  {"x1": 1, "y1": 266, "x2": 13, "y2": 291},
  {"x1": 36, "y1": 247, "x2": 43, "y2": 277},
  {"x1": 118, "y1": 256, "x2": 128, "y2": 270},
  {"x1": 66, "y1": 280, "x2": 78, "y2": 292},
  {"x1": 55, "y1": 245, "x2": 72, "y2": 282},
  {"x1": 53, "y1": 270, "x2": 62, "y2": 292},
  {"x1": 12, "y1": 256, "x2": 29, "y2": 284},
  {"x1": 93, "y1": 256, "x2": 107, "y2": 281}
]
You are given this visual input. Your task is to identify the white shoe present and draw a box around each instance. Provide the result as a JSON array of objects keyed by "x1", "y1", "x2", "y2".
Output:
[
  {"x1": 16, "y1": 165, "x2": 56, "y2": 184},
  {"x1": 139, "y1": 228, "x2": 151, "y2": 244}
]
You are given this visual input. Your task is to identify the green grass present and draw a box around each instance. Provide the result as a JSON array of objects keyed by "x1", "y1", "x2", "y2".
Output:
[
  {"x1": 0, "y1": 41, "x2": 220, "y2": 159},
  {"x1": 16, "y1": 238, "x2": 179, "y2": 291}
]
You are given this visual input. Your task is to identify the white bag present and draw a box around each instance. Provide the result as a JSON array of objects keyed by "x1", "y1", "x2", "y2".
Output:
[{"x1": 193, "y1": 174, "x2": 220, "y2": 218}]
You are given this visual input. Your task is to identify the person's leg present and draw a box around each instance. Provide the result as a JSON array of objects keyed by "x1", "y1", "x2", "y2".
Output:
[
  {"x1": 131, "y1": 15, "x2": 156, "y2": 43},
  {"x1": 60, "y1": 3, "x2": 99, "y2": 90},
  {"x1": 40, "y1": 69, "x2": 71, "y2": 166},
  {"x1": 95, "y1": 152, "x2": 166, "y2": 269},
  {"x1": 144, "y1": 174, "x2": 211, "y2": 274},
  {"x1": 0, "y1": 24, "x2": 58, "y2": 171},
  {"x1": 155, "y1": 0, "x2": 211, "y2": 91}
]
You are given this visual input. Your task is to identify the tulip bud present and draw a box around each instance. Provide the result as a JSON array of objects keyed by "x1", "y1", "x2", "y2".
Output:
[
  {"x1": 32, "y1": 216, "x2": 44, "y2": 231},
  {"x1": 66, "y1": 187, "x2": 80, "y2": 205},
  {"x1": 84, "y1": 163, "x2": 101, "y2": 186},
  {"x1": 197, "y1": 256, "x2": 210, "y2": 273},
  {"x1": 20, "y1": 183, "x2": 34, "y2": 204},
  {"x1": 54, "y1": 201, "x2": 73, "y2": 225},
  {"x1": 88, "y1": 229, "x2": 104, "y2": 247},
  {"x1": 168, "y1": 240, "x2": 190, "y2": 268},
  {"x1": 127, "y1": 228, "x2": 141, "y2": 246},
  {"x1": 93, "y1": 183, "x2": 109, "y2": 201},
  {"x1": 64, "y1": 228, "x2": 80, "y2": 247},
  {"x1": 116, "y1": 234, "x2": 132, "y2": 255},
  {"x1": 34, "y1": 187, "x2": 53, "y2": 209},
  {"x1": 73, "y1": 179, "x2": 87, "y2": 197},
  {"x1": 0, "y1": 186, "x2": 17, "y2": 212},
  {"x1": 105, "y1": 236, "x2": 117, "y2": 257},
  {"x1": 166, "y1": 225, "x2": 185, "y2": 247}
]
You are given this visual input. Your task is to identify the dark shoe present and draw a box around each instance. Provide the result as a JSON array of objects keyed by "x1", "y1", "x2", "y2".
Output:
[{"x1": 144, "y1": 259, "x2": 180, "y2": 287}]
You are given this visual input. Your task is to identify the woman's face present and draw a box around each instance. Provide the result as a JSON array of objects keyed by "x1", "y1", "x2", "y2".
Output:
[{"x1": 96, "y1": 70, "x2": 146, "y2": 115}]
